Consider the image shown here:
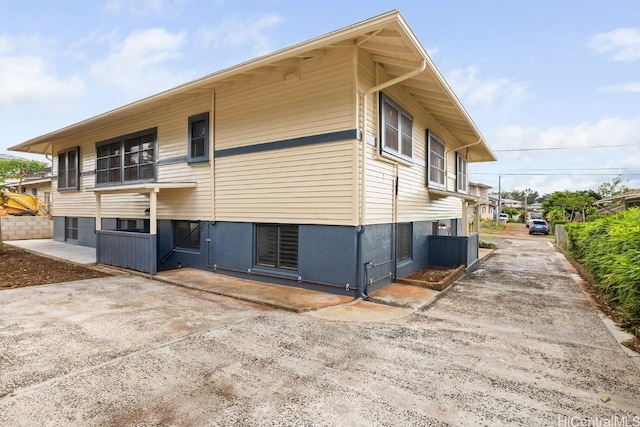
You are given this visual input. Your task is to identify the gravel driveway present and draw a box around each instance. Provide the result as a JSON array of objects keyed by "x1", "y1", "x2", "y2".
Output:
[{"x1": 1, "y1": 237, "x2": 639, "y2": 426}]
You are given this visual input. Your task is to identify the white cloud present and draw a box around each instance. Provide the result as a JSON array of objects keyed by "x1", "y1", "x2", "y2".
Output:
[
  {"x1": 482, "y1": 116, "x2": 640, "y2": 193},
  {"x1": 0, "y1": 36, "x2": 85, "y2": 110},
  {"x1": 601, "y1": 82, "x2": 640, "y2": 93},
  {"x1": 446, "y1": 66, "x2": 530, "y2": 111},
  {"x1": 587, "y1": 28, "x2": 640, "y2": 62},
  {"x1": 90, "y1": 28, "x2": 188, "y2": 95},
  {"x1": 493, "y1": 116, "x2": 640, "y2": 152},
  {"x1": 105, "y1": 0, "x2": 172, "y2": 16},
  {"x1": 198, "y1": 13, "x2": 283, "y2": 57}
]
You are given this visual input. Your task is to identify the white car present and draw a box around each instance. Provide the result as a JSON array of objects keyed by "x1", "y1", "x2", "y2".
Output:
[{"x1": 499, "y1": 213, "x2": 509, "y2": 222}]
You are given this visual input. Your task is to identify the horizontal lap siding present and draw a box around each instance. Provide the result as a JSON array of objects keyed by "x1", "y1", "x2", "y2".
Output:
[
  {"x1": 359, "y1": 54, "x2": 464, "y2": 224},
  {"x1": 215, "y1": 49, "x2": 354, "y2": 151},
  {"x1": 215, "y1": 141, "x2": 355, "y2": 224},
  {"x1": 213, "y1": 48, "x2": 355, "y2": 225},
  {"x1": 50, "y1": 94, "x2": 213, "y2": 220}
]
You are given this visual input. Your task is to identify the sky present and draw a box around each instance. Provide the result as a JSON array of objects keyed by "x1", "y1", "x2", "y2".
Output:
[{"x1": 1, "y1": 0, "x2": 639, "y2": 197}]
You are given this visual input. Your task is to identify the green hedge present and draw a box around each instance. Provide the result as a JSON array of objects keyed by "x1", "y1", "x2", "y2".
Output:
[{"x1": 565, "y1": 208, "x2": 640, "y2": 320}]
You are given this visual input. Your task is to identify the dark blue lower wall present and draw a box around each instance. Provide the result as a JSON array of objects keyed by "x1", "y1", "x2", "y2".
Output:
[
  {"x1": 54, "y1": 214, "x2": 469, "y2": 296},
  {"x1": 157, "y1": 220, "x2": 208, "y2": 271},
  {"x1": 207, "y1": 222, "x2": 358, "y2": 295},
  {"x1": 52, "y1": 216, "x2": 96, "y2": 247}
]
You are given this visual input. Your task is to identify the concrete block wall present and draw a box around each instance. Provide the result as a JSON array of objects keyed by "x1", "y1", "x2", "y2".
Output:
[{"x1": 0, "y1": 216, "x2": 53, "y2": 240}]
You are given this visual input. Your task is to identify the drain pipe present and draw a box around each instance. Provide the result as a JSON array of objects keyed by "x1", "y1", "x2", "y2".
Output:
[
  {"x1": 359, "y1": 59, "x2": 426, "y2": 226},
  {"x1": 445, "y1": 136, "x2": 483, "y2": 158},
  {"x1": 356, "y1": 225, "x2": 368, "y2": 300}
]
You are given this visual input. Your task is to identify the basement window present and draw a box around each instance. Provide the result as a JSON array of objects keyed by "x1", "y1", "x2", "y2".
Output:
[
  {"x1": 173, "y1": 221, "x2": 201, "y2": 250},
  {"x1": 65, "y1": 217, "x2": 78, "y2": 242},
  {"x1": 256, "y1": 224, "x2": 299, "y2": 270},
  {"x1": 397, "y1": 222, "x2": 412, "y2": 262}
]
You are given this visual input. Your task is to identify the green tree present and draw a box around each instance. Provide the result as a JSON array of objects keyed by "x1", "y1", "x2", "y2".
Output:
[
  {"x1": 0, "y1": 158, "x2": 48, "y2": 193},
  {"x1": 597, "y1": 175, "x2": 630, "y2": 199},
  {"x1": 542, "y1": 190, "x2": 597, "y2": 222}
]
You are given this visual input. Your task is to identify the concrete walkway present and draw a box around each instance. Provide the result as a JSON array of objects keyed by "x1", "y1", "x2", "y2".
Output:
[
  {"x1": 6, "y1": 239, "x2": 96, "y2": 265},
  {"x1": 5, "y1": 238, "x2": 490, "y2": 315}
]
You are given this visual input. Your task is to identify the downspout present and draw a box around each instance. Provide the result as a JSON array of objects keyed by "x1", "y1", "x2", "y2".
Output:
[
  {"x1": 358, "y1": 59, "x2": 426, "y2": 296},
  {"x1": 445, "y1": 136, "x2": 483, "y2": 158},
  {"x1": 360, "y1": 59, "x2": 426, "y2": 226}
]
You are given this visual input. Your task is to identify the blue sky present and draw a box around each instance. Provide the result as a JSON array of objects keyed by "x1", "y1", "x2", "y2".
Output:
[{"x1": 1, "y1": 0, "x2": 639, "y2": 196}]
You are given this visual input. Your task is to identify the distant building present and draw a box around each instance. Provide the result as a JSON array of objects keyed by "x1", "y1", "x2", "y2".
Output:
[
  {"x1": 593, "y1": 189, "x2": 640, "y2": 215},
  {"x1": 468, "y1": 182, "x2": 494, "y2": 220}
]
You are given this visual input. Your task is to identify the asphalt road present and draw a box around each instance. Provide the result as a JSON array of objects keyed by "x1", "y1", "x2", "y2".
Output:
[{"x1": 1, "y1": 237, "x2": 639, "y2": 426}]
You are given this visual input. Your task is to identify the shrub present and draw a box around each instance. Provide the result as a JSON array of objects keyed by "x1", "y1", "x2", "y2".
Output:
[
  {"x1": 479, "y1": 241, "x2": 497, "y2": 249},
  {"x1": 566, "y1": 208, "x2": 640, "y2": 320}
]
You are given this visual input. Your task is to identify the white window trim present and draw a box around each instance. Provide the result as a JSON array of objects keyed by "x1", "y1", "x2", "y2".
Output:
[
  {"x1": 457, "y1": 153, "x2": 468, "y2": 193},
  {"x1": 427, "y1": 131, "x2": 446, "y2": 189},
  {"x1": 380, "y1": 93, "x2": 413, "y2": 162}
]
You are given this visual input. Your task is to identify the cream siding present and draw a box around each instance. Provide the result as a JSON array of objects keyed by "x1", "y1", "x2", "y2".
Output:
[
  {"x1": 358, "y1": 53, "x2": 464, "y2": 224},
  {"x1": 51, "y1": 94, "x2": 213, "y2": 221},
  {"x1": 215, "y1": 49, "x2": 354, "y2": 150},
  {"x1": 213, "y1": 48, "x2": 356, "y2": 225},
  {"x1": 215, "y1": 141, "x2": 355, "y2": 225}
]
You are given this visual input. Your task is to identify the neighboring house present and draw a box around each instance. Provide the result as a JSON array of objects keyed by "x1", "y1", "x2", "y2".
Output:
[
  {"x1": 593, "y1": 189, "x2": 640, "y2": 215},
  {"x1": 488, "y1": 195, "x2": 522, "y2": 220},
  {"x1": 468, "y1": 182, "x2": 493, "y2": 221},
  {"x1": 4, "y1": 168, "x2": 52, "y2": 205},
  {"x1": 9, "y1": 11, "x2": 496, "y2": 296},
  {"x1": 528, "y1": 202, "x2": 542, "y2": 213}
]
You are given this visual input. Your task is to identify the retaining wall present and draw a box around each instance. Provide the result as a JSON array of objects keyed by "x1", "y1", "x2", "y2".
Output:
[{"x1": 0, "y1": 216, "x2": 53, "y2": 240}]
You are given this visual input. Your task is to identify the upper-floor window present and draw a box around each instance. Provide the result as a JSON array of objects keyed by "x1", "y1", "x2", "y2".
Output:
[
  {"x1": 96, "y1": 128, "x2": 156, "y2": 185},
  {"x1": 380, "y1": 93, "x2": 413, "y2": 160},
  {"x1": 457, "y1": 153, "x2": 468, "y2": 192},
  {"x1": 427, "y1": 131, "x2": 445, "y2": 188},
  {"x1": 188, "y1": 112, "x2": 209, "y2": 163},
  {"x1": 58, "y1": 147, "x2": 80, "y2": 191}
]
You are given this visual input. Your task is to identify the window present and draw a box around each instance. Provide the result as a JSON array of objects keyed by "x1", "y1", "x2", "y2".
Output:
[
  {"x1": 427, "y1": 131, "x2": 445, "y2": 187},
  {"x1": 65, "y1": 217, "x2": 78, "y2": 241},
  {"x1": 380, "y1": 93, "x2": 413, "y2": 160},
  {"x1": 58, "y1": 147, "x2": 79, "y2": 191},
  {"x1": 96, "y1": 129, "x2": 156, "y2": 185},
  {"x1": 44, "y1": 192, "x2": 51, "y2": 205},
  {"x1": 32, "y1": 188, "x2": 38, "y2": 196},
  {"x1": 457, "y1": 153, "x2": 468, "y2": 192},
  {"x1": 397, "y1": 222, "x2": 412, "y2": 262},
  {"x1": 173, "y1": 221, "x2": 200, "y2": 250},
  {"x1": 256, "y1": 224, "x2": 298, "y2": 270},
  {"x1": 188, "y1": 113, "x2": 209, "y2": 163}
]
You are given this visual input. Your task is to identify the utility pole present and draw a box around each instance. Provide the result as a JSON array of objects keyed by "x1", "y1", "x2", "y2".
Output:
[{"x1": 496, "y1": 175, "x2": 501, "y2": 227}]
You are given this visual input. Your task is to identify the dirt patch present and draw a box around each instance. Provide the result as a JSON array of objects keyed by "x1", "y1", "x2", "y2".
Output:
[
  {"x1": 404, "y1": 267, "x2": 456, "y2": 282},
  {"x1": 0, "y1": 244, "x2": 111, "y2": 290}
]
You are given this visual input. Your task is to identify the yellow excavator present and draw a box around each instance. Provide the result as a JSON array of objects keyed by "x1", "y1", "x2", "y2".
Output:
[{"x1": 0, "y1": 190, "x2": 50, "y2": 217}]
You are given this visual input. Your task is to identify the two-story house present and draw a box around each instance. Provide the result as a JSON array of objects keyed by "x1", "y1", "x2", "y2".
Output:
[{"x1": 10, "y1": 11, "x2": 496, "y2": 297}]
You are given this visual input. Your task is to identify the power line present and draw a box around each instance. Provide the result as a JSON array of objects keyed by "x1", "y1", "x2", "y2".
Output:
[
  {"x1": 470, "y1": 172, "x2": 640, "y2": 176},
  {"x1": 493, "y1": 144, "x2": 634, "y2": 152}
]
